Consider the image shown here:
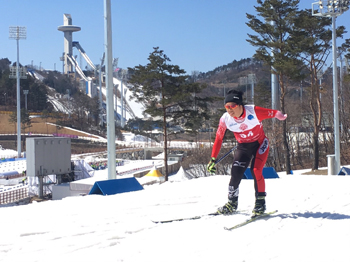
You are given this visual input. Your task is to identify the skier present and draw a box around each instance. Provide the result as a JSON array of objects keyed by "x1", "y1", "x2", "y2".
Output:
[{"x1": 207, "y1": 89, "x2": 287, "y2": 216}]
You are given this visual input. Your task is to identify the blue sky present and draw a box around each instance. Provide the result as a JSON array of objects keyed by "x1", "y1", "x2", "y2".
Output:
[{"x1": 1, "y1": 0, "x2": 349, "y2": 74}]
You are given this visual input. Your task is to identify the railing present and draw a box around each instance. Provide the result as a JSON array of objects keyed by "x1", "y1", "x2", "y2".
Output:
[
  {"x1": 117, "y1": 164, "x2": 154, "y2": 176},
  {"x1": 0, "y1": 184, "x2": 28, "y2": 205}
]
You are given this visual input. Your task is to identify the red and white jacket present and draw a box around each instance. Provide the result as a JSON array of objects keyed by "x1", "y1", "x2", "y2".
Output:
[{"x1": 211, "y1": 105, "x2": 278, "y2": 158}]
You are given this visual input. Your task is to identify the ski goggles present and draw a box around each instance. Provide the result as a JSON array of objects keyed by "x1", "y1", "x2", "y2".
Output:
[{"x1": 224, "y1": 104, "x2": 239, "y2": 110}]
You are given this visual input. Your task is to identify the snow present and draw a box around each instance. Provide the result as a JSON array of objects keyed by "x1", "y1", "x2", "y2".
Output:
[
  {"x1": 99, "y1": 78, "x2": 145, "y2": 121},
  {"x1": 1, "y1": 166, "x2": 350, "y2": 262},
  {"x1": 0, "y1": 148, "x2": 19, "y2": 159},
  {"x1": 113, "y1": 77, "x2": 145, "y2": 119},
  {"x1": 47, "y1": 95, "x2": 70, "y2": 113}
]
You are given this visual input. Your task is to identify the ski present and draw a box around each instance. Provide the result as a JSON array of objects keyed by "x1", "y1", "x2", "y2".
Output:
[
  {"x1": 152, "y1": 212, "x2": 219, "y2": 224},
  {"x1": 224, "y1": 210, "x2": 278, "y2": 231},
  {"x1": 152, "y1": 210, "x2": 247, "y2": 224}
]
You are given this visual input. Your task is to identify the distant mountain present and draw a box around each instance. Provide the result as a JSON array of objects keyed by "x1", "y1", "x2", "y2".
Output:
[{"x1": 195, "y1": 57, "x2": 268, "y2": 90}]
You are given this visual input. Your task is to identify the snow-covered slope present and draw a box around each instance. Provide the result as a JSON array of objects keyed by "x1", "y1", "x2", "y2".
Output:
[{"x1": 0, "y1": 169, "x2": 349, "y2": 262}]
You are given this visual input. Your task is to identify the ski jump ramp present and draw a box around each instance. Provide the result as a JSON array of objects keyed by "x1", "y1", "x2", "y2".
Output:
[
  {"x1": 100, "y1": 77, "x2": 144, "y2": 120},
  {"x1": 68, "y1": 41, "x2": 143, "y2": 121},
  {"x1": 73, "y1": 41, "x2": 97, "y2": 71}
]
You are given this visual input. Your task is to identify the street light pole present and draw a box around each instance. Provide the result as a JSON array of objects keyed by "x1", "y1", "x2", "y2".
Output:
[
  {"x1": 23, "y1": 90, "x2": 29, "y2": 110},
  {"x1": 331, "y1": 16, "x2": 341, "y2": 175},
  {"x1": 99, "y1": 52, "x2": 105, "y2": 126},
  {"x1": 312, "y1": 0, "x2": 350, "y2": 175},
  {"x1": 104, "y1": 0, "x2": 116, "y2": 180},
  {"x1": 9, "y1": 26, "x2": 26, "y2": 158}
]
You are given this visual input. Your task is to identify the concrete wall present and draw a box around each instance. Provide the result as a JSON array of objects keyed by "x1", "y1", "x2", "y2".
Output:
[
  {"x1": 52, "y1": 183, "x2": 88, "y2": 200},
  {"x1": 116, "y1": 149, "x2": 144, "y2": 160}
]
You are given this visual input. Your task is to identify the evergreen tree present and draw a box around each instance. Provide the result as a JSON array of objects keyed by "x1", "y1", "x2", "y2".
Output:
[
  {"x1": 128, "y1": 47, "x2": 210, "y2": 180},
  {"x1": 9, "y1": 111, "x2": 17, "y2": 134},
  {"x1": 291, "y1": 9, "x2": 346, "y2": 170},
  {"x1": 345, "y1": 39, "x2": 350, "y2": 68},
  {"x1": 72, "y1": 92, "x2": 89, "y2": 131},
  {"x1": 42, "y1": 109, "x2": 50, "y2": 134},
  {"x1": 246, "y1": 0, "x2": 304, "y2": 174},
  {"x1": 0, "y1": 60, "x2": 16, "y2": 107},
  {"x1": 27, "y1": 80, "x2": 48, "y2": 111},
  {"x1": 8, "y1": 109, "x2": 32, "y2": 149}
]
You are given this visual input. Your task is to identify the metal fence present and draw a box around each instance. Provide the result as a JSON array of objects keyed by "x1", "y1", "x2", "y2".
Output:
[{"x1": 0, "y1": 184, "x2": 28, "y2": 205}]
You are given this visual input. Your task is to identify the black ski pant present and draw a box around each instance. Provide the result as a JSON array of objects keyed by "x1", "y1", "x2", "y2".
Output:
[{"x1": 228, "y1": 139, "x2": 269, "y2": 199}]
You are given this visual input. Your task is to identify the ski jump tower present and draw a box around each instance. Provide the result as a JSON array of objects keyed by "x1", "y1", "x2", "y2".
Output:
[
  {"x1": 56, "y1": 13, "x2": 138, "y2": 122},
  {"x1": 57, "y1": 14, "x2": 81, "y2": 74}
]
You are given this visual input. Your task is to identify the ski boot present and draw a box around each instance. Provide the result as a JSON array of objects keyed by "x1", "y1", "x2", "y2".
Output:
[
  {"x1": 217, "y1": 196, "x2": 238, "y2": 215},
  {"x1": 252, "y1": 193, "x2": 266, "y2": 216}
]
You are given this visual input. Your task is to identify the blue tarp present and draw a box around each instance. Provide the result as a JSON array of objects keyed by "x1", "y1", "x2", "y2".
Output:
[
  {"x1": 89, "y1": 177, "x2": 144, "y2": 196},
  {"x1": 243, "y1": 167, "x2": 279, "y2": 179},
  {"x1": 338, "y1": 167, "x2": 350, "y2": 176}
]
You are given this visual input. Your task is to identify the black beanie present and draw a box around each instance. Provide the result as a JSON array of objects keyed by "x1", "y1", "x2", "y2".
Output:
[{"x1": 224, "y1": 89, "x2": 243, "y2": 105}]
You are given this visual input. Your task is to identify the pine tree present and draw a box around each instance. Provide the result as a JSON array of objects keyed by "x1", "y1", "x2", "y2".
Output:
[
  {"x1": 246, "y1": 0, "x2": 304, "y2": 174},
  {"x1": 291, "y1": 9, "x2": 346, "y2": 170},
  {"x1": 128, "y1": 47, "x2": 210, "y2": 180}
]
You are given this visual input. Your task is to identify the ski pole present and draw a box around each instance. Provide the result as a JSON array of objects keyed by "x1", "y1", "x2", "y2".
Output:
[{"x1": 215, "y1": 146, "x2": 237, "y2": 165}]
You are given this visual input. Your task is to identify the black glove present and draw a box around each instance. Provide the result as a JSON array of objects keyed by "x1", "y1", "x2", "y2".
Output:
[{"x1": 207, "y1": 157, "x2": 216, "y2": 174}]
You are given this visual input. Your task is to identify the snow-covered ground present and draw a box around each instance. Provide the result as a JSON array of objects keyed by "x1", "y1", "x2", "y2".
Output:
[
  {"x1": 0, "y1": 148, "x2": 19, "y2": 159},
  {"x1": 0, "y1": 166, "x2": 349, "y2": 262},
  {"x1": 0, "y1": 131, "x2": 349, "y2": 262}
]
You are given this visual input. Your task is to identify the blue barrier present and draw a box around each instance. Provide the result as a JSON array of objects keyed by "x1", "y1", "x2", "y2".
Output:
[
  {"x1": 243, "y1": 167, "x2": 279, "y2": 179},
  {"x1": 338, "y1": 167, "x2": 350, "y2": 176},
  {"x1": 0, "y1": 158, "x2": 26, "y2": 163},
  {"x1": 89, "y1": 177, "x2": 144, "y2": 196}
]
